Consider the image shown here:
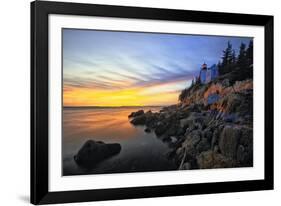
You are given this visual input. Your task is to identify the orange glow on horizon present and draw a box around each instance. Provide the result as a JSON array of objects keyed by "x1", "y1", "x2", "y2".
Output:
[{"x1": 63, "y1": 80, "x2": 186, "y2": 107}]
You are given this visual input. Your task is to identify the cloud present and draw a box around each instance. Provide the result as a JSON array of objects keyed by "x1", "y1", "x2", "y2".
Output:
[
  {"x1": 63, "y1": 59, "x2": 197, "y2": 96},
  {"x1": 62, "y1": 29, "x2": 252, "y2": 106},
  {"x1": 63, "y1": 76, "x2": 121, "y2": 90}
]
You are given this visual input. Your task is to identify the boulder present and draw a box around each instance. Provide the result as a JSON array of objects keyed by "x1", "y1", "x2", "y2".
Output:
[
  {"x1": 222, "y1": 78, "x2": 230, "y2": 87},
  {"x1": 223, "y1": 113, "x2": 238, "y2": 123},
  {"x1": 196, "y1": 150, "x2": 235, "y2": 169},
  {"x1": 74, "y1": 140, "x2": 121, "y2": 168},
  {"x1": 163, "y1": 123, "x2": 180, "y2": 137},
  {"x1": 144, "y1": 127, "x2": 151, "y2": 133},
  {"x1": 130, "y1": 114, "x2": 146, "y2": 125},
  {"x1": 183, "y1": 130, "x2": 201, "y2": 148},
  {"x1": 196, "y1": 137, "x2": 211, "y2": 153},
  {"x1": 170, "y1": 136, "x2": 178, "y2": 143},
  {"x1": 180, "y1": 117, "x2": 191, "y2": 129},
  {"x1": 145, "y1": 113, "x2": 158, "y2": 128},
  {"x1": 211, "y1": 129, "x2": 219, "y2": 149},
  {"x1": 176, "y1": 127, "x2": 185, "y2": 136},
  {"x1": 176, "y1": 147, "x2": 184, "y2": 158},
  {"x1": 207, "y1": 93, "x2": 220, "y2": 105},
  {"x1": 180, "y1": 112, "x2": 204, "y2": 131},
  {"x1": 213, "y1": 145, "x2": 219, "y2": 153},
  {"x1": 155, "y1": 122, "x2": 169, "y2": 136},
  {"x1": 203, "y1": 128, "x2": 213, "y2": 142},
  {"x1": 236, "y1": 145, "x2": 253, "y2": 166},
  {"x1": 219, "y1": 125, "x2": 241, "y2": 159},
  {"x1": 145, "y1": 110, "x2": 152, "y2": 115},
  {"x1": 179, "y1": 130, "x2": 202, "y2": 161},
  {"x1": 128, "y1": 110, "x2": 144, "y2": 118},
  {"x1": 237, "y1": 126, "x2": 253, "y2": 166},
  {"x1": 239, "y1": 127, "x2": 253, "y2": 147}
]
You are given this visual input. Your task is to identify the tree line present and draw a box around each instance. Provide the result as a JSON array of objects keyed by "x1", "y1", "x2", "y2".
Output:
[{"x1": 218, "y1": 40, "x2": 253, "y2": 75}]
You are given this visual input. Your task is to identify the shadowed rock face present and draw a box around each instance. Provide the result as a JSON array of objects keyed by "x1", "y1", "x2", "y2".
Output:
[{"x1": 74, "y1": 140, "x2": 121, "y2": 168}]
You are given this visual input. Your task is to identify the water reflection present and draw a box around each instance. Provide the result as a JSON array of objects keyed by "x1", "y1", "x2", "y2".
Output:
[{"x1": 63, "y1": 107, "x2": 177, "y2": 175}]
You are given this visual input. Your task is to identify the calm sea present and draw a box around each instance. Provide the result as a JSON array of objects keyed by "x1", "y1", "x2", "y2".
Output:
[{"x1": 63, "y1": 106, "x2": 177, "y2": 175}]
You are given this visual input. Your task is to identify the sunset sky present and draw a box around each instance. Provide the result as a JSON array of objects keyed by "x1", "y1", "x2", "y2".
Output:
[{"x1": 63, "y1": 29, "x2": 251, "y2": 107}]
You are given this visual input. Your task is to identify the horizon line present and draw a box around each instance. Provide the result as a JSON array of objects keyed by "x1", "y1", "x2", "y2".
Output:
[{"x1": 63, "y1": 105, "x2": 174, "y2": 108}]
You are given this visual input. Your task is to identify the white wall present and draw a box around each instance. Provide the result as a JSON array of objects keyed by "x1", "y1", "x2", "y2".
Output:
[{"x1": 0, "y1": 0, "x2": 279, "y2": 205}]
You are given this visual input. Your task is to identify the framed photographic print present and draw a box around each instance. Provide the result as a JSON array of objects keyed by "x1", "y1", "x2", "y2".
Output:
[{"x1": 31, "y1": 0, "x2": 274, "y2": 204}]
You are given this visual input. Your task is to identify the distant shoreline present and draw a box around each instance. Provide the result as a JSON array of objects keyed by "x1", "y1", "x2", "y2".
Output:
[{"x1": 63, "y1": 105, "x2": 166, "y2": 109}]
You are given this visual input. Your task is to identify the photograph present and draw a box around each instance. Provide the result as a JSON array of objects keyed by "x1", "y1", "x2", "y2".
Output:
[
  {"x1": 62, "y1": 29, "x2": 254, "y2": 176},
  {"x1": 29, "y1": 1, "x2": 274, "y2": 204}
]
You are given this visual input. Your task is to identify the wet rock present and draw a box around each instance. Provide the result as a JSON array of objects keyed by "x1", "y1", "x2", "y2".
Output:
[
  {"x1": 128, "y1": 110, "x2": 144, "y2": 118},
  {"x1": 74, "y1": 140, "x2": 121, "y2": 168},
  {"x1": 145, "y1": 110, "x2": 152, "y2": 115},
  {"x1": 144, "y1": 127, "x2": 151, "y2": 133},
  {"x1": 170, "y1": 136, "x2": 178, "y2": 143},
  {"x1": 145, "y1": 113, "x2": 158, "y2": 128},
  {"x1": 130, "y1": 114, "x2": 146, "y2": 125},
  {"x1": 162, "y1": 136, "x2": 171, "y2": 142},
  {"x1": 155, "y1": 122, "x2": 169, "y2": 136}
]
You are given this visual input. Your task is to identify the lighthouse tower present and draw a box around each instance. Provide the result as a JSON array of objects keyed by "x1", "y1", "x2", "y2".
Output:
[{"x1": 199, "y1": 63, "x2": 207, "y2": 83}]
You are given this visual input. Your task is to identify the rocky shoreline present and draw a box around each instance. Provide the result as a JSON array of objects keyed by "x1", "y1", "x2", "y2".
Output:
[{"x1": 129, "y1": 70, "x2": 253, "y2": 170}]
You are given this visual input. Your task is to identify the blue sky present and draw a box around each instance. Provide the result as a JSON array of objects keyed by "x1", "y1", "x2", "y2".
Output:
[{"x1": 63, "y1": 29, "x2": 252, "y2": 106}]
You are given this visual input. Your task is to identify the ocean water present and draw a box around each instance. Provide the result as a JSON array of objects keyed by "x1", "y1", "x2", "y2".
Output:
[{"x1": 63, "y1": 107, "x2": 177, "y2": 176}]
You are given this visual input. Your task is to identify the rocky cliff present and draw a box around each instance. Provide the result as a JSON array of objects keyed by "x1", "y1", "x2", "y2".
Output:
[{"x1": 129, "y1": 66, "x2": 253, "y2": 170}]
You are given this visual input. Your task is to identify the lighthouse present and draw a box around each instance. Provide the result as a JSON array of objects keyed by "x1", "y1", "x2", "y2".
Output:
[
  {"x1": 199, "y1": 63, "x2": 208, "y2": 83},
  {"x1": 199, "y1": 63, "x2": 218, "y2": 84}
]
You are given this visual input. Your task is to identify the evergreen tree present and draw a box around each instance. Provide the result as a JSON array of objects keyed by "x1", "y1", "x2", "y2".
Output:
[
  {"x1": 237, "y1": 42, "x2": 247, "y2": 68},
  {"x1": 221, "y1": 41, "x2": 233, "y2": 67},
  {"x1": 217, "y1": 60, "x2": 222, "y2": 74},
  {"x1": 246, "y1": 40, "x2": 253, "y2": 65},
  {"x1": 219, "y1": 41, "x2": 235, "y2": 75},
  {"x1": 231, "y1": 50, "x2": 236, "y2": 64}
]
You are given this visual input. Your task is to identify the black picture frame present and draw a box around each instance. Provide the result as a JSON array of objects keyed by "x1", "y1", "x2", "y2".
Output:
[{"x1": 31, "y1": 0, "x2": 274, "y2": 204}]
